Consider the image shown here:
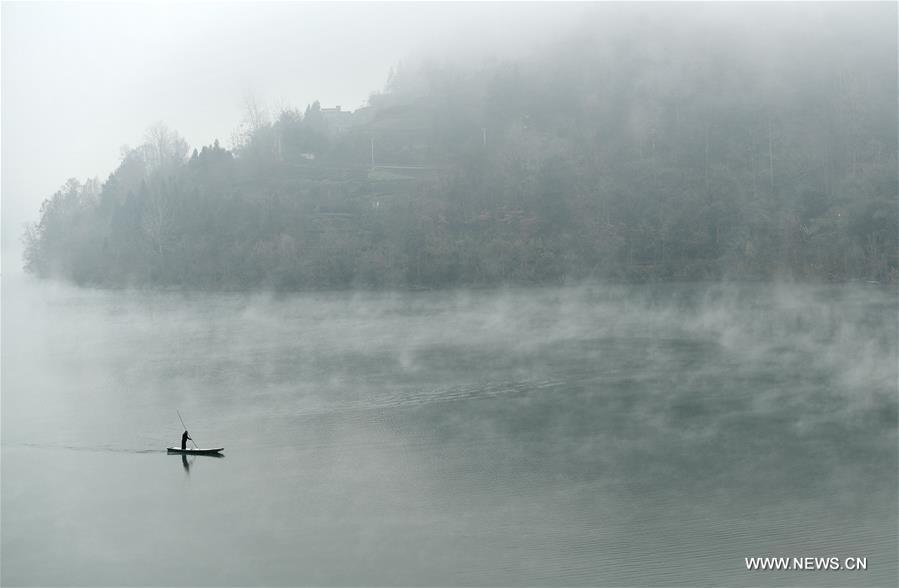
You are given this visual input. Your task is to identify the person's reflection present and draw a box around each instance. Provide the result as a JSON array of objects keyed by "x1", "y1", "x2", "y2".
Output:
[{"x1": 182, "y1": 453, "x2": 191, "y2": 474}]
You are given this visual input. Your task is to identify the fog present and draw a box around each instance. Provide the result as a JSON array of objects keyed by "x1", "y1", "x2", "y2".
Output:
[
  {"x1": 1, "y1": 1, "x2": 582, "y2": 268},
  {"x1": 9, "y1": 1, "x2": 895, "y2": 287},
  {"x1": 3, "y1": 274, "x2": 896, "y2": 585},
  {"x1": 2, "y1": 2, "x2": 897, "y2": 585}
]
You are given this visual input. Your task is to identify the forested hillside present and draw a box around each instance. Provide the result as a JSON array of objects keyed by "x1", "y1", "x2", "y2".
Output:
[{"x1": 23, "y1": 5, "x2": 897, "y2": 289}]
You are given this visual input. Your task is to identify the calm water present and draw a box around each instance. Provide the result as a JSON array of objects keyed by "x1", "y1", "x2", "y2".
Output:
[{"x1": 2, "y1": 276, "x2": 896, "y2": 586}]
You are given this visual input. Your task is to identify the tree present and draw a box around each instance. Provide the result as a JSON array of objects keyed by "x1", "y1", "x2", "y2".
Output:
[{"x1": 141, "y1": 122, "x2": 190, "y2": 173}]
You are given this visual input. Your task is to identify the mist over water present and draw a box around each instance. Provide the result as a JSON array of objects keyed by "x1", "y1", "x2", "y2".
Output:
[{"x1": 2, "y1": 275, "x2": 895, "y2": 586}]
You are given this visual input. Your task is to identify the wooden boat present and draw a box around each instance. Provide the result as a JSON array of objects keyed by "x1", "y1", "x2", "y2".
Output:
[{"x1": 167, "y1": 447, "x2": 224, "y2": 455}]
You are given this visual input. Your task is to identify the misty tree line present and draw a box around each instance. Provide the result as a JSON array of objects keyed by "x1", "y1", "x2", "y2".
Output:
[{"x1": 23, "y1": 7, "x2": 897, "y2": 289}]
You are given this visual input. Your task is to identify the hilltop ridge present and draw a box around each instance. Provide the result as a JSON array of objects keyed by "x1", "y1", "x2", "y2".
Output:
[{"x1": 23, "y1": 6, "x2": 897, "y2": 289}]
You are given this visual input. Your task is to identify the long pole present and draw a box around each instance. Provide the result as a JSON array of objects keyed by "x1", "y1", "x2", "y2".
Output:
[{"x1": 177, "y1": 410, "x2": 199, "y2": 449}]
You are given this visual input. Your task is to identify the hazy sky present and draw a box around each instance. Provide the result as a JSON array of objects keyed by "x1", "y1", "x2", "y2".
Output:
[{"x1": 1, "y1": 1, "x2": 589, "y2": 268}]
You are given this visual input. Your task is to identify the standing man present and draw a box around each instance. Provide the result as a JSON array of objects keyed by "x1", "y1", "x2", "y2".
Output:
[{"x1": 182, "y1": 430, "x2": 192, "y2": 451}]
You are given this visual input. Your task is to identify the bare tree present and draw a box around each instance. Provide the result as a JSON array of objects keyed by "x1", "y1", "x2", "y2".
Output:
[
  {"x1": 142, "y1": 122, "x2": 189, "y2": 173},
  {"x1": 243, "y1": 93, "x2": 270, "y2": 134}
]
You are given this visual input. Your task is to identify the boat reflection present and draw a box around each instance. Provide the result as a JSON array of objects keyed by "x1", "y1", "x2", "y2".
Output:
[{"x1": 178, "y1": 451, "x2": 224, "y2": 474}]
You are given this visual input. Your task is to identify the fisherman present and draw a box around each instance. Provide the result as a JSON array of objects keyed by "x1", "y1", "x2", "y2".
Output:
[{"x1": 181, "y1": 430, "x2": 192, "y2": 451}]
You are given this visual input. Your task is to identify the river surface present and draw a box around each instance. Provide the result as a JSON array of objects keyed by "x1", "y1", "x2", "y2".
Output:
[{"x1": 1, "y1": 276, "x2": 896, "y2": 586}]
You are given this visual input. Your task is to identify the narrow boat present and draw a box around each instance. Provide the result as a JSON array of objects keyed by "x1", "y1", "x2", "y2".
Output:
[{"x1": 167, "y1": 447, "x2": 224, "y2": 455}]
